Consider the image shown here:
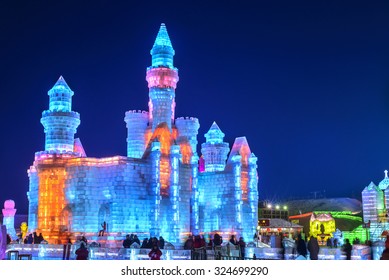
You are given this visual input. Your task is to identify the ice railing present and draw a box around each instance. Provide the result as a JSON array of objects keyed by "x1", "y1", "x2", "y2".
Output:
[
  {"x1": 5, "y1": 244, "x2": 191, "y2": 260},
  {"x1": 5, "y1": 243, "x2": 378, "y2": 260}
]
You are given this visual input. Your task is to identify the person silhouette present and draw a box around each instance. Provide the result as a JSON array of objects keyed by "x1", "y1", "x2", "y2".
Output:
[
  {"x1": 307, "y1": 235, "x2": 320, "y2": 260},
  {"x1": 148, "y1": 244, "x2": 162, "y2": 260},
  {"x1": 342, "y1": 239, "x2": 352, "y2": 260},
  {"x1": 98, "y1": 221, "x2": 106, "y2": 236},
  {"x1": 75, "y1": 242, "x2": 89, "y2": 260}
]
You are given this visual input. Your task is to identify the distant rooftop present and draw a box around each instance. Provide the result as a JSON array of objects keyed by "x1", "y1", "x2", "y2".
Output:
[{"x1": 284, "y1": 197, "x2": 362, "y2": 216}]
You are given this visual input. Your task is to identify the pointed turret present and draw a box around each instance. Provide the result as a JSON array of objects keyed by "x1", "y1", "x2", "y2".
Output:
[
  {"x1": 48, "y1": 76, "x2": 74, "y2": 112},
  {"x1": 150, "y1": 23, "x2": 175, "y2": 68},
  {"x1": 40, "y1": 75, "x2": 80, "y2": 154},
  {"x1": 52, "y1": 75, "x2": 72, "y2": 91},
  {"x1": 362, "y1": 180, "x2": 385, "y2": 223},
  {"x1": 146, "y1": 23, "x2": 179, "y2": 131},
  {"x1": 227, "y1": 137, "x2": 252, "y2": 166},
  {"x1": 204, "y1": 122, "x2": 225, "y2": 144},
  {"x1": 152, "y1": 23, "x2": 173, "y2": 49},
  {"x1": 201, "y1": 122, "x2": 230, "y2": 172}
]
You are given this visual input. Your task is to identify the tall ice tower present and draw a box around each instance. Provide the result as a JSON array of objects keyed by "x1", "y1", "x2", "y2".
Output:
[
  {"x1": 147, "y1": 23, "x2": 179, "y2": 131},
  {"x1": 40, "y1": 76, "x2": 80, "y2": 154}
]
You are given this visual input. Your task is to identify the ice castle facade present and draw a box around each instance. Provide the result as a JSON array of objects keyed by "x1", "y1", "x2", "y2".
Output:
[
  {"x1": 27, "y1": 24, "x2": 258, "y2": 245},
  {"x1": 361, "y1": 171, "x2": 389, "y2": 241}
]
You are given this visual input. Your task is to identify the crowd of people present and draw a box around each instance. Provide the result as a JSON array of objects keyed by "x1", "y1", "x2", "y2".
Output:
[
  {"x1": 3, "y1": 225, "x2": 389, "y2": 260},
  {"x1": 5, "y1": 231, "x2": 46, "y2": 245},
  {"x1": 183, "y1": 233, "x2": 247, "y2": 259}
]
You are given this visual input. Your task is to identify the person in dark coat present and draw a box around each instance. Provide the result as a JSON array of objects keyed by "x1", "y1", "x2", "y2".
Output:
[
  {"x1": 342, "y1": 239, "x2": 352, "y2": 260},
  {"x1": 307, "y1": 235, "x2": 320, "y2": 260},
  {"x1": 33, "y1": 232, "x2": 39, "y2": 244},
  {"x1": 133, "y1": 235, "x2": 140, "y2": 246},
  {"x1": 37, "y1": 233, "x2": 44, "y2": 244},
  {"x1": 123, "y1": 235, "x2": 132, "y2": 248},
  {"x1": 238, "y1": 237, "x2": 246, "y2": 259},
  {"x1": 27, "y1": 233, "x2": 33, "y2": 244},
  {"x1": 75, "y1": 242, "x2": 89, "y2": 260},
  {"x1": 148, "y1": 244, "x2": 162, "y2": 260},
  {"x1": 213, "y1": 234, "x2": 223, "y2": 246},
  {"x1": 159, "y1": 236, "x2": 165, "y2": 249},
  {"x1": 296, "y1": 234, "x2": 307, "y2": 259},
  {"x1": 184, "y1": 235, "x2": 194, "y2": 250},
  {"x1": 229, "y1": 235, "x2": 238, "y2": 245}
]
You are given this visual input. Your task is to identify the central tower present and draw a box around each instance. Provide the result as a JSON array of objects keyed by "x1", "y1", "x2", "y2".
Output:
[{"x1": 146, "y1": 23, "x2": 179, "y2": 132}]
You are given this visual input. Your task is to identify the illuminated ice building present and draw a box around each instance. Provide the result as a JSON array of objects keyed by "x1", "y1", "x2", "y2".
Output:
[
  {"x1": 27, "y1": 24, "x2": 258, "y2": 245},
  {"x1": 362, "y1": 171, "x2": 389, "y2": 241}
]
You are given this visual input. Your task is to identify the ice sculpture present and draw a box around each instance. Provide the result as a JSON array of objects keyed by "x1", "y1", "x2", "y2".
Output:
[
  {"x1": 20, "y1": 222, "x2": 28, "y2": 240},
  {"x1": 27, "y1": 23, "x2": 259, "y2": 245},
  {"x1": 2, "y1": 200, "x2": 17, "y2": 240},
  {"x1": 361, "y1": 171, "x2": 389, "y2": 242}
]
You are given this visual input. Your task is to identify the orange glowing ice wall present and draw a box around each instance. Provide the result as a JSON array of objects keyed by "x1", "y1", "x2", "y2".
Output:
[
  {"x1": 150, "y1": 123, "x2": 174, "y2": 196},
  {"x1": 37, "y1": 166, "x2": 67, "y2": 244}
]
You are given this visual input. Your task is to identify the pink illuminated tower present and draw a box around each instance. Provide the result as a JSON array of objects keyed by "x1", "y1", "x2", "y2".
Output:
[
  {"x1": 2, "y1": 200, "x2": 17, "y2": 240},
  {"x1": 146, "y1": 23, "x2": 179, "y2": 132}
]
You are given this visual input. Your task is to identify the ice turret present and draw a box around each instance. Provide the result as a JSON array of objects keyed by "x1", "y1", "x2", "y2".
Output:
[
  {"x1": 175, "y1": 117, "x2": 200, "y2": 163},
  {"x1": 147, "y1": 23, "x2": 179, "y2": 131},
  {"x1": 40, "y1": 76, "x2": 80, "y2": 154},
  {"x1": 124, "y1": 110, "x2": 149, "y2": 158},
  {"x1": 378, "y1": 170, "x2": 389, "y2": 190},
  {"x1": 362, "y1": 181, "x2": 384, "y2": 223},
  {"x1": 201, "y1": 122, "x2": 230, "y2": 172}
]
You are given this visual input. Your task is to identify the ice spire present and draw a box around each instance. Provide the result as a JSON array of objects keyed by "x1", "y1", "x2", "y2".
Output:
[
  {"x1": 153, "y1": 23, "x2": 173, "y2": 49},
  {"x1": 52, "y1": 75, "x2": 72, "y2": 92},
  {"x1": 204, "y1": 122, "x2": 225, "y2": 144},
  {"x1": 150, "y1": 23, "x2": 175, "y2": 68}
]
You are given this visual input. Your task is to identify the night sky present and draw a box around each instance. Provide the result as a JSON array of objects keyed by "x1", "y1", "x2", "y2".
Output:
[{"x1": 1, "y1": 0, "x2": 389, "y2": 214}]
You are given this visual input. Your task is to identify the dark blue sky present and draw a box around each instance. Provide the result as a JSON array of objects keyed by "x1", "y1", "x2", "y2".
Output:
[{"x1": 1, "y1": 0, "x2": 389, "y2": 214}]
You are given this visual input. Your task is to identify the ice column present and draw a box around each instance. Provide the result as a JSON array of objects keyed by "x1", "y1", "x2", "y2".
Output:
[
  {"x1": 190, "y1": 155, "x2": 200, "y2": 235},
  {"x1": 248, "y1": 153, "x2": 259, "y2": 240},
  {"x1": 231, "y1": 155, "x2": 243, "y2": 232},
  {"x1": 169, "y1": 144, "x2": 181, "y2": 243},
  {"x1": 2, "y1": 200, "x2": 17, "y2": 240},
  {"x1": 150, "y1": 141, "x2": 161, "y2": 237}
]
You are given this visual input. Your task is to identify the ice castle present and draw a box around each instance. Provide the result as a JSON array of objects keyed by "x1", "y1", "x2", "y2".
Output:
[{"x1": 27, "y1": 24, "x2": 259, "y2": 245}]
